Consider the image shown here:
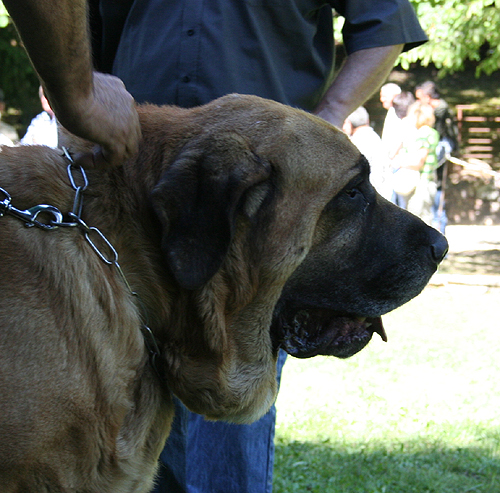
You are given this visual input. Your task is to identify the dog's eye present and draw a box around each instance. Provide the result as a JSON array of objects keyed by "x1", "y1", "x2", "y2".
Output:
[
  {"x1": 345, "y1": 188, "x2": 360, "y2": 199},
  {"x1": 343, "y1": 185, "x2": 370, "y2": 211}
]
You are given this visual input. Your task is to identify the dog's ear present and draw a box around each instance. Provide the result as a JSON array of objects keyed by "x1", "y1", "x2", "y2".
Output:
[{"x1": 151, "y1": 132, "x2": 271, "y2": 290}]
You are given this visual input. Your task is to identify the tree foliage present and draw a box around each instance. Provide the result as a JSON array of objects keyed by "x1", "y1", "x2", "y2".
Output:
[
  {"x1": 401, "y1": 0, "x2": 500, "y2": 76},
  {"x1": 0, "y1": 2, "x2": 8, "y2": 28},
  {"x1": 334, "y1": 0, "x2": 499, "y2": 76},
  {"x1": 0, "y1": 3, "x2": 40, "y2": 130},
  {"x1": 0, "y1": 23, "x2": 40, "y2": 127}
]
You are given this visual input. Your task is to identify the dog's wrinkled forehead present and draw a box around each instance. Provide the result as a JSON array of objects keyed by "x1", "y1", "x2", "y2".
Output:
[
  {"x1": 272, "y1": 111, "x2": 365, "y2": 192},
  {"x1": 199, "y1": 95, "x2": 364, "y2": 196},
  {"x1": 353, "y1": 153, "x2": 371, "y2": 179}
]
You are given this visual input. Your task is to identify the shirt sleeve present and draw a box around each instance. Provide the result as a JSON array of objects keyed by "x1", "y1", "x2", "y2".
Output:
[{"x1": 331, "y1": 0, "x2": 428, "y2": 55}]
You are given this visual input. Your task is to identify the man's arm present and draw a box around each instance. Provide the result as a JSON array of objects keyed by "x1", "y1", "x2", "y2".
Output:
[
  {"x1": 3, "y1": 0, "x2": 140, "y2": 166},
  {"x1": 314, "y1": 44, "x2": 403, "y2": 128}
]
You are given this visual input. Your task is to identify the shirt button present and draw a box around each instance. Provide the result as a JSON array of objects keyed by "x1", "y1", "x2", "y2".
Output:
[
  {"x1": 187, "y1": 29, "x2": 195, "y2": 36},
  {"x1": 182, "y1": 75, "x2": 191, "y2": 83}
]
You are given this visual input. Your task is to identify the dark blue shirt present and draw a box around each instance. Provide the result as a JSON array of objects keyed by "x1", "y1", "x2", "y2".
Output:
[{"x1": 92, "y1": 0, "x2": 426, "y2": 110}]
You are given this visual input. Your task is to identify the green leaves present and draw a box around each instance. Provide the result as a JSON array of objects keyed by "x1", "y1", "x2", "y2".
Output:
[
  {"x1": 402, "y1": 0, "x2": 500, "y2": 76},
  {"x1": 0, "y1": 2, "x2": 9, "y2": 28}
]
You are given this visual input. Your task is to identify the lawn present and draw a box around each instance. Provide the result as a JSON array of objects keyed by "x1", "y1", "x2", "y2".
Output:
[{"x1": 274, "y1": 284, "x2": 500, "y2": 492}]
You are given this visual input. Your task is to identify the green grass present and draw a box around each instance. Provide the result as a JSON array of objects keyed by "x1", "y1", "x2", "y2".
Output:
[{"x1": 274, "y1": 285, "x2": 500, "y2": 492}]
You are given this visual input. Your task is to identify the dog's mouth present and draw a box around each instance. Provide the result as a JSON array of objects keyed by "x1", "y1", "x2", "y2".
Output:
[{"x1": 271, "y1": 308, "x2": 387, "y2": 359}]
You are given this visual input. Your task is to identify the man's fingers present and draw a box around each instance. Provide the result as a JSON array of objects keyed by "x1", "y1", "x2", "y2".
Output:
[
  {"x1": 51, "y1": 72, "x2": 142, "y2": 168},
  {"x1": 100, "y1": 101, "x2": 142, "y2": 166},
  {"x1": 73, "y1": 147, "x2": 111, "y2": 170},
  {"x1": 101, "y1": 127, "x2": 141, "y2": 166}
]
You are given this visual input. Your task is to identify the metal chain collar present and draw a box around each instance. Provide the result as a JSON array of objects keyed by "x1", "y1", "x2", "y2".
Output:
[{"x1": 0, "y1": 147, "x2": 161, "y2": 373}]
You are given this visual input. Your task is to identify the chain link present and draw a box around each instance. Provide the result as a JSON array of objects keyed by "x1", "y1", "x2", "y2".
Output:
[
  {"x1": 0, "y1": 185, "x2": 64, "y2": 230},
  {"x1": 0, "y1": 147, "x2": 161, "y2": 373}
]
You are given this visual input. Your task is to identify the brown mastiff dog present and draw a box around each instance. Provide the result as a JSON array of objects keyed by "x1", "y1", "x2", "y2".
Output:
[{"x1": 0, "y1": 95, "x2": 447, "y2": 492}]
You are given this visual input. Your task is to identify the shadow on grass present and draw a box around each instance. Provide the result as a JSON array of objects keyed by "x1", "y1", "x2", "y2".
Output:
[
  {"x1": 274, "y1": 438, "x2": 500, "y2": 493},
  {"x1": 440, "y1": 249, "x2": 500, "y2": 276}
]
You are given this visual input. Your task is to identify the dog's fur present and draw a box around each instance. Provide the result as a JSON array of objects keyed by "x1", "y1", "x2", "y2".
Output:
[{"x1": 0, "y1": 95, "x2": 447, "y2": 492}]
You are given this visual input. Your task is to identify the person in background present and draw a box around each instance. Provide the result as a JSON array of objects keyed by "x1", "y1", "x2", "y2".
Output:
[
  {"x1": 396, "y1": 101, "x2": 440, "y2": 224},
  {"x1": 384, "y1": 91, "x2": 416, "y2": 207},
  {"x1": 380, "y1": 82, "x2": 401, "y2": 154},
  {"x1": 386, "y1": 90, "x2": 416, "y2": 159},
  {"x1": 0, "y1": 88, "x2": 19, "y2": 146},
  {"x1": 4, "y1": 1, "x2": 428, "y2": 492},
  {"x1": 343, "y1": 106, "x2": 393, "y2": 200},
  {"x1": 0, "y1": 130, "x2": 14, "y2": 147},
  {"x1": 415, "y1": 80, "x2": 458, "y2": 233},
  {"x1": 392, "y1": 92, "x2": 416, "y2": 124},
  {"x1": 21, "y1": 86, "x2": 58, "y2": 148},
  {"x1": 415, "y1": 80, "x2": 459, "y2": 158}
]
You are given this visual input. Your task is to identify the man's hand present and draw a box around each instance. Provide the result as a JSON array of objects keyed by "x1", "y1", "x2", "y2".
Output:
[
  {"x1": 4, "y1": 0, "x2": 141, "y2": 168},
  {"x1": 46, "y1": 72, "x2": 141, "y2": 167}
]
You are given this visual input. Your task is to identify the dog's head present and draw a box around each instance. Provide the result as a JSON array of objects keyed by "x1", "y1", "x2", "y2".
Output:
[
  {"x1": 142, "y1": 95, "x2": 447, "y2": 422},
  {"x1": 270, "y1": 165, "x2": 447, "y2": 358}
]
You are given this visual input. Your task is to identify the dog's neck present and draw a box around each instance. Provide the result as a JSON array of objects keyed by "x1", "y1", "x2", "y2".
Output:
[{"x1": 59, "y1": 107, "x2": 282, "y2": 423}]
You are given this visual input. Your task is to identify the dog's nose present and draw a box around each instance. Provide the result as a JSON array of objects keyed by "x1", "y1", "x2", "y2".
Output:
[{"x1": 430, "y1": 231, "x2": 449, "y2": 264}]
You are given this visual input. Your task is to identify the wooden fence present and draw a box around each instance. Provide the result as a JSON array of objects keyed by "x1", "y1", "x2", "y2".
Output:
[{"x1": 455, "y1": 104, "x2": 500, "y2": 167}]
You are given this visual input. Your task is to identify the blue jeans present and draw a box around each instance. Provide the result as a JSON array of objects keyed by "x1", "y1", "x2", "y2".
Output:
[
  {"x1": 152, "y1": 350, "x2": 288, "y2": 493},
  {"x1": 431, "y1": 189, "x2": 447, "y2": 234},
  {"x1": 392, "y1": 191, "x2": 409, "y2": 210}
]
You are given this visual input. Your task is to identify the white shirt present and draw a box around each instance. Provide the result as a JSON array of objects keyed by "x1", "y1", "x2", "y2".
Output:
[
  {"x1": 21, "y1": 111, "x2": 58, "y2": 148},
  {"x1": 381, "y1": 107, "x2": 402, "y2": 159},
  {"x1": 0, "y1": 133, "x2": 14, "y2": 147},
  {"x1": 350, "y1": 126, "x2": 393, "y2": 201}
]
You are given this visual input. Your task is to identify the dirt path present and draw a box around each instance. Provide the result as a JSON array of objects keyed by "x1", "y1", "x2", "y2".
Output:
[{"x1": 432, "y1": 225, "x2": 500, "y2": 286}]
